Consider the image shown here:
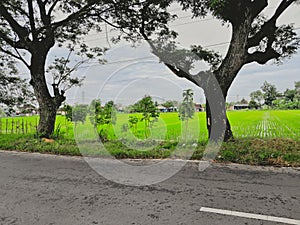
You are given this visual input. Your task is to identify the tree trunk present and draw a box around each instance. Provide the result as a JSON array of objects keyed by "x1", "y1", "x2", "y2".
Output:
[
  {"x1": 205, "y1": 14, "x2": 253, "y2": 142},
  {"x1": 29, "y1": 50, "x2": 63, "y2": 138},
  {"x1": 38, "y1": 99, "x2": 59, "y2": 137},
  {"x1": 205, "y1": 97, "x2": 233, "y2": 143},
  {"x1": 224, "y1": 116, "x2": 233, "y2": 142}
]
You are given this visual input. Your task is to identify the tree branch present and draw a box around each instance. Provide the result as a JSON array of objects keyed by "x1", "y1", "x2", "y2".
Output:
[
  {"x1": 4, "y1": 1, "x2": 29, "y2": 17},
  {"x1": 247, "y1": 21, "x2": 276, "y2": 48},
  {"x1": 165, "y1": 63, "x2": 199, "y2": 86},
  {"x1": 140, "y1": 24, "x2": 198, "y2": 86},
  {"x1": 250, "y1": 0, "x2": 268, "y2": 19},
  {"x1": 1, "y1": 33, "x2": 30, "y2": 52},
  {"x1": 245, "y1": 48, "x2": 280, "y2": 64},
  {"x1": 138, "y1": 2, "x2": 199, "y2": 87},
  {"x1": 50, "y1": 2, "x2": 108, "y2": 30},
  {"x1": 98, "y1": 16, "x2": 122, "y2": 29},
  {"x1": 55, "y1": 50, "x2": 73, "y2": 87},
  {"x1": 0, "y1": 4, "x2": 29, "y2": 39},
  {"x1": 0, "y1": 32, "x2": 26, "y2": 49},
  {"x1": 27, "y1": 0, "x2": 37, "y2": 40},
  {"x1": 0, "y1": 46, "x2": 30, "y2": 68},
  {"x1": 13, "y1": 47, "x2": 30, "y2": 68},
  {"x1": 272, "y1": 0, "x2": 296, "y2": 22},
  {"x1": 247, "y1": 0, "x2": 296, "y2": 48},
  {"x1": 37, "y1": 0, "x2": 50, "y2": 26},
  {"x1": 47, "y1": 0, "x2": 59, "y2": 18}
]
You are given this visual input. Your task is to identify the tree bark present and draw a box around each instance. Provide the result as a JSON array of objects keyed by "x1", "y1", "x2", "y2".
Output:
[
  {"x1": 205, "y1": 11, "x2": 253, "y2": 142},
  {"x1": 205, "y1": 97, "x2": 232, "y2": 142},
  {"x1": 29, "y1": 48, "x2": 63, "y2": 138},
  {"x1": 37, "y1": 99, "x2": 59, "y2": 138},
  {"x1": 206, "y1": 100, "x2": 233, "y2": 142}
]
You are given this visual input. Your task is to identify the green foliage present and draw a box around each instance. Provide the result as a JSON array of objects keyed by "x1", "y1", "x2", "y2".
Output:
[
  {"x1": 273, "y1": 99, "x2": 300, "y2": 110},
  {"x1": 248, "y1": 100, "x2": 259, "y2": 109},
  {"x1": 89, "y1": 99, "x2": 101, "y2": 125},
  {"x1": 191, "y1": 45, "x2": 222, "y2": 70},
  {"x1": 136, "y1": 96, "x2": 160, "y2": 138},
  {"x1": 162, "y1": 100, "x2": 177, "y2": 111},
  {"x1": 295, "y1": 81, "x2": 300, "y2": 91},
  {"x1": 0, "y1": 56, "x2": 35, "y2": 113},
  {"x1": 46, "y1": 56, "x2": 86, "y2": 93},
  {"x1": 250, "y1": 80, "x2": 300, "y2": 110},
  {"x1": 95, "y1": 101, "x2": 117, "y2": 126},
  {"x1": 63, "y1": 104, "x2": 73, "y2": 122},
  {"x1": 128, "y1": 115, "x2": 139, "y2": 134},
  {"x1": 250, "y1": 90, "x2": 263, "y2": 108},
  {"x1": 51, "y1": 123, "x2": 62, "y2": 139},
  {"x1": 91, "y1": 100, "x2": 117, "y2": 141},
  {"x1": 273, "y1": 24, "x2": 300, "y2": 61},
  {"x1": 261, "y1": 81, "x2": 279, "y2": 107},
  {"x1": 284, "y1": 88, "x2": 297, "y2": 102}
]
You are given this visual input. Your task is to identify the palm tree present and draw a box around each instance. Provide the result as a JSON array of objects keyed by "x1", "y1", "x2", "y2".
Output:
[{"x1": 179, "y1": 89, "x2": 195, "y2": 139}]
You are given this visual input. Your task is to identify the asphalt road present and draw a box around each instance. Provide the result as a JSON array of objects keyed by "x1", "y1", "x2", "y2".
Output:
[{"x1": 0, "y1": 151, "x2": 299, "y2": 225}]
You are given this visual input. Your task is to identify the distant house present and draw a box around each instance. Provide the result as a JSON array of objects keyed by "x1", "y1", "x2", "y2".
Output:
[
  {"x1": 157, "y1": 105, "x2": 177, "y2": 112},
  {"x1": 194, "y1": 103, "x2": 204, "y2": 112},
  {"x1": 157, "y1": 105, "x2": 167, "y2": 112},
  {"x1": 167, "y1": 106, "x2": 177, "y2": 112},
  {"x1": 158, "y1": 103, "x2": 204, "y2": 112},
  {"x1": 233, "y1": 104, "x2": 249, "y2": 110},
  {"x1": 116, "y1": 106, "x2": 124, "y2": 113}
]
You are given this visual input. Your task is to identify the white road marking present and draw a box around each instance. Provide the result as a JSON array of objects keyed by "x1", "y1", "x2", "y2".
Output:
[{"x1": 200, "y1": 207, "x2": 300, "y2": 225}]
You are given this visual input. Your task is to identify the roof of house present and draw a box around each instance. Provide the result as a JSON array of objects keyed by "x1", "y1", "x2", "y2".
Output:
[{"x1": 234, "y1": 104, "x2": 249, "y2": 107}]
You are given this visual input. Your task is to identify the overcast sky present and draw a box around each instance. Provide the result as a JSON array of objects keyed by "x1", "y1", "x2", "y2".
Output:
[
  {"x1": 67, "y1": 1, "x2": 300, "y2": 106},
  {"x1": 18, "y1": 1, "x2": 300, "y2": 106}
]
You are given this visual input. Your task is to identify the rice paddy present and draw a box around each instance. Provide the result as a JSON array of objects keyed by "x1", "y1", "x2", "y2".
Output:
[{"x1": 0, "y1": 110, "x2": 298, "y2": 141}]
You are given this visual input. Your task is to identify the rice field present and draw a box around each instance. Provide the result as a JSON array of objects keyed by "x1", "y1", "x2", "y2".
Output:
[
  {"x1": 110, "y1": 110, "x2": 299, "y2": 141},
  {"x1": 228, "y1": 110, "x2": 299, "y2": 140},
  {"x1": 0, "y1": 110, "x2": 299, "y2": 141}
]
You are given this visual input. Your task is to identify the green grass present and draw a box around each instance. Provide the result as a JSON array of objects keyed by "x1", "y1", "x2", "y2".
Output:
[
  {"x1": 0, "y1": 110, "x2": 299, "y2": 166},
  {"x1": 0, "y1": 134, "x2": 80, "y2": 155}
]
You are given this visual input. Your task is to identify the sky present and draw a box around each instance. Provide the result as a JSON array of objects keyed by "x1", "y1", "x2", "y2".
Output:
[{"x1": 17, "y1": 1, "x2": 300, "y2": 106}]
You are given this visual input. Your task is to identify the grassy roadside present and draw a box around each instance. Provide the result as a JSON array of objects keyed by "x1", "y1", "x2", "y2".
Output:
[{"x1": 0, "y1": 134, "x2": 299, "y2": 167}]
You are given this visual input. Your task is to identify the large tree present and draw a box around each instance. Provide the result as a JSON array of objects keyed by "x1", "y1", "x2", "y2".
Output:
[
  {"x1": 109, "y1": 0, "x2": 300, "y2": 141},
  {"x1": 0, "y1": 0, "x2": 110, "y2": 137},
  {"x1": 261, "y1": 81, "x2": 279, "y2": 107}
]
